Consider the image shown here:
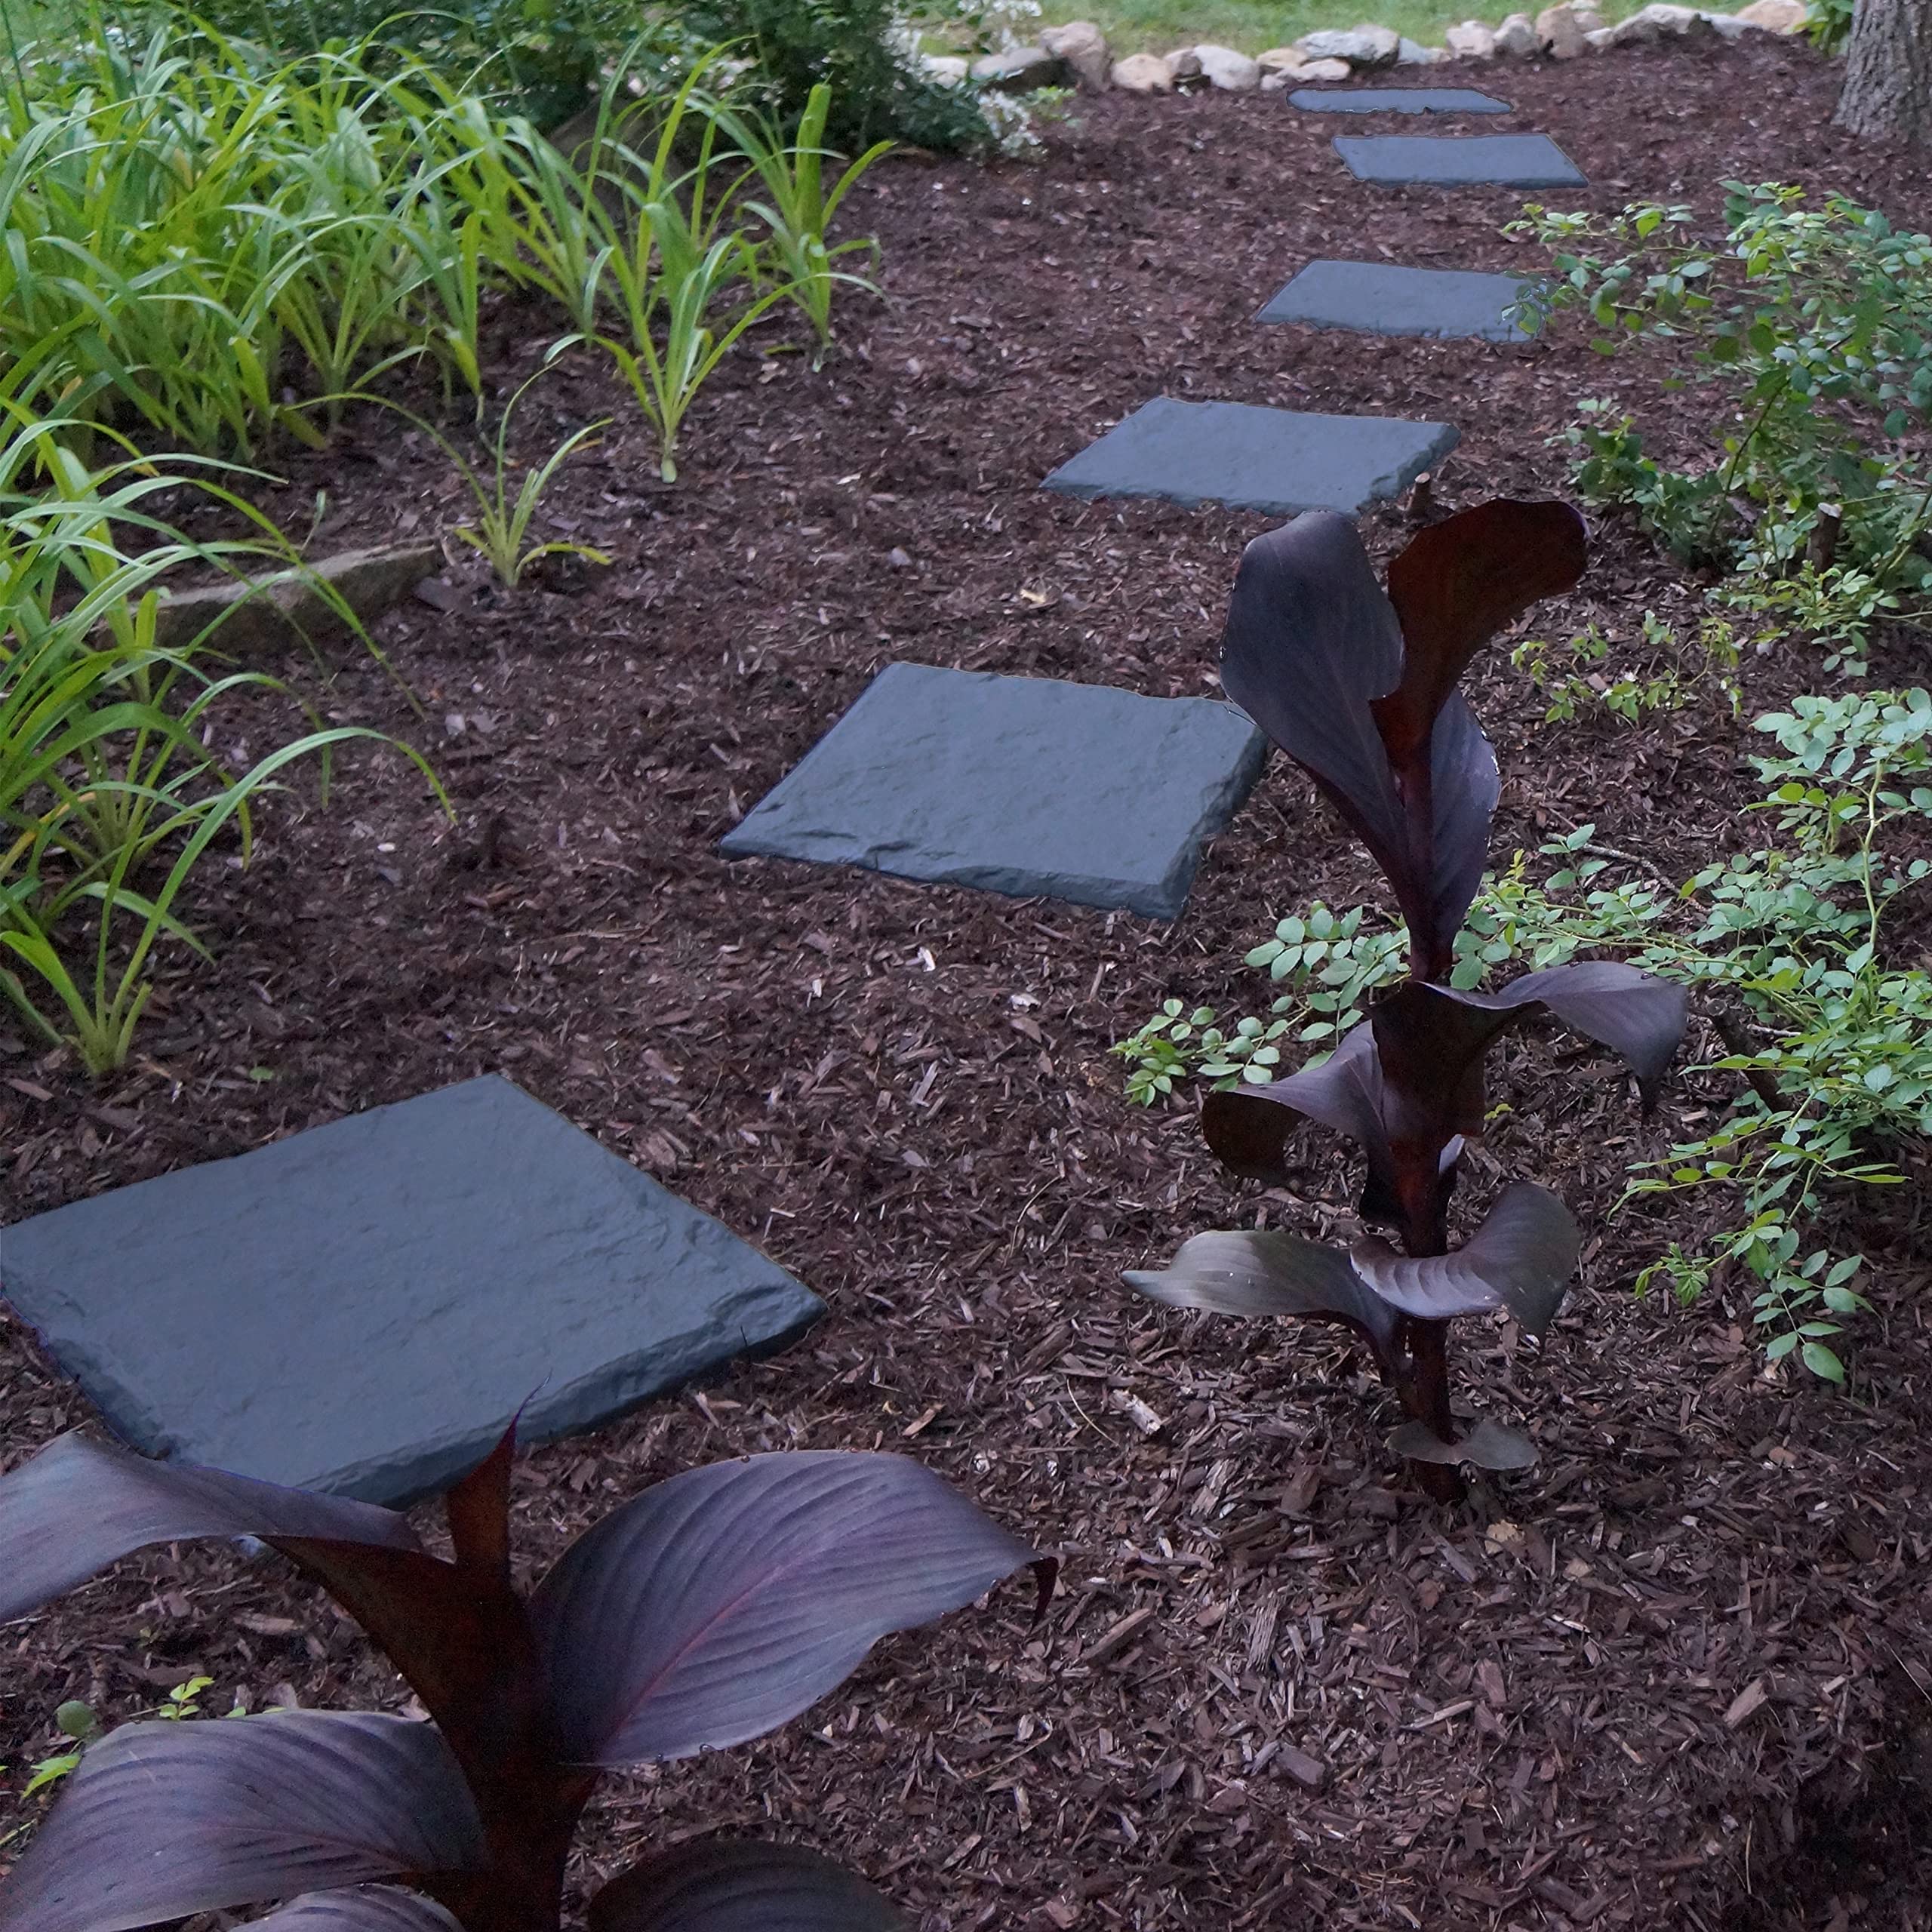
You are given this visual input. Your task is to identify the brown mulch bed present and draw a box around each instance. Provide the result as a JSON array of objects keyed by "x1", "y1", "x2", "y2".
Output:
[{"x1": 6, "y1": 32, "x2": 1932, "y2": 1932}]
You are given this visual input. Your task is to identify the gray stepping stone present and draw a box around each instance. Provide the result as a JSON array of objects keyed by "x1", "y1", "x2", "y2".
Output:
[
  {"x1": 1041, "y1": 395, "x2": 1459, "y2": 518},
  {"x1": 720, "y1": 660, "x2": 1265, "y2": 921},
  {"x1": 1288, "y1": 86, "x2": 1510, "y2": 113},
  {"x1": 0, "y1": 1075, "x2": 821, "y2": 1503},
  {"x1": 1334, "y1": 134, "x2": 1586, "y2": 187},
  {"x1": 1259, "y1": 260, "x2": 1542, "y2": 342}
]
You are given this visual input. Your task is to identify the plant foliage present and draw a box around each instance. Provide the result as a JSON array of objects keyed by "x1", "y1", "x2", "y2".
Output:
[
  {"x1": 1124, "y1": 502, "x2": 1688, "y2": 1489},
  {"x1": 0, "y1": 1428, "x2": 1047, "y2": 1932}
]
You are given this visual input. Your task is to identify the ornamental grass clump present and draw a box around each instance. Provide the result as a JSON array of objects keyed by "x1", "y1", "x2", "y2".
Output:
[
  {"x1": 1126, "y1": 500, "x2": 1690, "y2": 1493},
  {"x1": 0, "y1": 1428, "x2": 1047, "y2": 1932}
]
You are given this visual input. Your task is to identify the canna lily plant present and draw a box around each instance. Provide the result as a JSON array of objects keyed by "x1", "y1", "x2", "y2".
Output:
[
  {"x1": 0, "y1": 1428, "x2": 1048, "y2": 1932},
  {"x1": 1126, "y1": 500, "x2": 1689, "y2": 1492}
]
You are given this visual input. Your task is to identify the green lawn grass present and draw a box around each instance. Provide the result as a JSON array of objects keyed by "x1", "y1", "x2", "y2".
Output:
[{"x1": 1032, "y1": 0, "x2": 1648, "y2": 54}]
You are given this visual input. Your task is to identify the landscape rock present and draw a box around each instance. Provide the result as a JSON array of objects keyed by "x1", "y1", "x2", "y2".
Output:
[
  {"x1": 148, "y1": 541, "x2": 441, "y2": 655},
  {"x1": 1040, "y1": 20, "x2": 1111, "y2": 88},
  {"x1": 921, "y1": 53, "x2": 970, "y2": 82},
  {"x1": 1194, "y1": 42, "x2": 1261, "y2": 88},
  {"x1": 1296, "y1": 23, "x2": 1401, "y2": 66},
  {"x1": 1445, "y1": 20, "x2": 1500, "y2": 57},
  {"x1": 1495, "y1": 11, "x2": 1541, "y2": 54},
  {"x1": 1396, "y1": 36, "x2": 1450, "y2": 62},
  {"x1": 1535, "y1": 2, "x2": 1591, "y2": 55},
  {"x1": 1256, "y1": 45, "x2": 1309, "y2": 72},
  {"x1": 971, "y1": 44, "x2": 1067, "y2": 90},
  {"x1": 1572, "y1": 2, "x2": 1605, "y2": 23},
  {"x1": 1298, "y1": 56, "x2": 1356, "y2": 80},
  {"x1": 1612, "y1": 2, "x2": 1716, "y2": 38},
  {"x1": 1736, "y1": 0, "x2": 1807, "y2": 27},
  {"x1": 1584, "y1": 23, "x2": 1616, "y2": 45},
  {"x1": 1164, "y1": 45, "x2": 1204, "y2": 83},
  {"x1": 1109, "y1": 50, "x2": 1173, "y2": 91}
]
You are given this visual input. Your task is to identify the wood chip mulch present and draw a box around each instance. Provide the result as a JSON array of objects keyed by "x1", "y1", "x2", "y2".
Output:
[{"x1": 5, "y1": 32, "x2": 1932, "y2": 1932}]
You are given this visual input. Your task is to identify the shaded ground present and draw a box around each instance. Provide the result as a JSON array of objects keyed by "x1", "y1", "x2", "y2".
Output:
[{"x1": 5, "y1": 33, "x2": 1932, "y2": 1932}]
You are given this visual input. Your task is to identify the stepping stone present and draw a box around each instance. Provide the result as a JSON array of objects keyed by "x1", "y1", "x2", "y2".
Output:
[
  {"x1": 1334, "y1": 134, "x2": 1586, "y2": 187},
  {"x1": 1041, "y1": 395, "x2": 1459, "y2": 518},
  {"x1": 1259, "y1": 260, "x2": 1542, "y2": 342},
  {"x1": 720, "y1": 660, "x2": 1265, "y2": 921},
  {"x1": 0, "y1": 1076, "x2": 822, "y2": 1503},
  {"x1": 1288, "y1": 86, "x2": 1509, "y2": 113}
]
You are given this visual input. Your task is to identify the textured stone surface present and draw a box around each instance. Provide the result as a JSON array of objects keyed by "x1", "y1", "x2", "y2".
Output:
[
  {"x1": 971, "y1": 44, "x2": 1066, "y2": 89},
  {"x1": 1260, "y1": 260, "x2": 1543, "y2": 341},
  {"x1": 1495, "y1": 11, "x2": 1542, "y2": 53},
  {"x1": 1041, "y1": 395, "x2": 1460, "y2": 518},
  {"x1": 1040, "y1": 19, "x2": 1110, "y2": 87},
  {"x1": 1109, "y1": 50, "x2": 1172, "y2": 90},
  {"x1": 720, "y1": 661, "x2": 1266, "y2": 921},
  {"x1": 1296, "y1": 23, "x2": 1401, "y2": 66},
  {"x1": 1396, "y1": 37, "x2": 1450, "y2": 62},
  {"x1": 1536, "y1": 2, "x2": 1591, "y2": 54},
  {"x1": 1445, "y1": 19, "x2": 1500, "y2": 54},
  {"x1": 1287, "y1": 84, "x2": 1511, "y2": 111},
  {"x1": 148, "y1": 543, "x2": 439, "y2": 654},
  {"x1": 1334, "y1": 133, "x2": 1588, "y2": 186},
  {"x1": 0, "y1": 1077, "x2": 824, "y2": 1502},
  {"x1": 1195, "y1": 42, "x2": 1261, "y2": 88},
  {"x1": 1736, "y1": 0, "x2": 1806, "y2": 27}
]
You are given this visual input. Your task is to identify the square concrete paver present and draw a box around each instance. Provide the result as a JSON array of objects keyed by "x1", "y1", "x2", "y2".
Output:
[
  {"x1": 1259, "y1": 260, "x2": 1542, "y2": 341},
  {"x1": 0, "y1": 1077, "x2": 823, "y2": 1502},
  {"x1": 1334, "y1": 133, "x2": 1587, "y2": 186},
  {"x1": 720, "y1": 661, "x2": 1266, "y2": 921},
  {"x1": 1288, "y1": 86, "x2": 1510, "y2": 113},
  {"x1": 1041, "y1": 395, "x2": 1459, "y2": 518}
]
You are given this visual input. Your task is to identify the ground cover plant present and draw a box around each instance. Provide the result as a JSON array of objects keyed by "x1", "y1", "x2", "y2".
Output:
[
  {"x1": 1123, "y1": 500, "x2": 1690, "y2": 1491},
  {"x1": 0, "y1": 1426, "x2": 1044, "y2": 1930},
  {"x1": 1518, "y1": 182, "x2": 1932, "y2": 675}
]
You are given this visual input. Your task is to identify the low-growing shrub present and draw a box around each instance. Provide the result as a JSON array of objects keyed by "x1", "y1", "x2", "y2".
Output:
[
  {"x1": 0, "y1": 1426, "x2": 1047, "y2": 1931},
  {"x1": 1123, "y1": 501, "x2": 1687, "y2": 1494}
]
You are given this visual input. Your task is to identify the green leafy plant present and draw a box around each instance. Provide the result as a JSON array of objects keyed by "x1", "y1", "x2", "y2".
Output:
[
  {"x1": 1806, "y1": 0, "x2": 1854, "y2": 54},
  {"x1": 1518, "y1": 186, "x2": 1932, "y2": 654},
  {"x1": 1124, "y1": 501, "x2": 1687, "y2": 1494},
  {"x1": 1510, "y1": 611, "x2": 1742, "y2": 723},
  {"x1": 0, "y1": 1425, "x2": 1046, "y2": 1931}
]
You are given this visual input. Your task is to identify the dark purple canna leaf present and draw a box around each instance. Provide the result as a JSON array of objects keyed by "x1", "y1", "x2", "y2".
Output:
[
  {"x1": 1350, "y1": 1182, "x2": 1580, "y2": 1340},
  {"x1": 0, "y1": 1432, "x2": 424, "y2": 1625},
  {"x1": 588, "y1": 1841, "x2": 907, "y2": 1932},
  {"x1": 0, "y1": 1712, "x2": 487, "y2": 1932},
  {"x1": 1387, "y1": 1417, "x2": 1539, "y2": 1471},
  {"x1": 1420, "y1": 692, "x2": 1500, "y2": 971},
  {"x1": 1217, "y1": 512, "x2": 1422, "y2": 928},
  {"x1": 249, "y1": 1889, "x2": 467, "y2": 1931},
  {"x1": 531, "y1": 1453, "x2": 1045, "y2": 1767},
  {"x1": 1124, "y1": 1227, "x2": 1401, "y2": 1369},
  {"x1": 1201, "y1": 1023, "x2": 1390, "y2": 1186}
]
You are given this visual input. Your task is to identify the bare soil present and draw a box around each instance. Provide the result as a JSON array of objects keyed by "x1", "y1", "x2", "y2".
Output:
[{"x1": 6, "y1": 33, "x2": 1932, "y2": 1932}]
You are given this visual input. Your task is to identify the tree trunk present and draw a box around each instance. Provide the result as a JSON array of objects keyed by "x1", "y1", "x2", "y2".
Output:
[{"x1": 1835, "y1": 0, "x2": 1932, "y2": 145}]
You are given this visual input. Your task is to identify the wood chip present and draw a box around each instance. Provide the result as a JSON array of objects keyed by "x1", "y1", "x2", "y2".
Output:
[
  {"x1": 1723, "y1": 1678, "x2": 1769, "y2": 1728},
  {"x1": 1082, "y1": 1606, "x2": 1156, "y2": 1665}
]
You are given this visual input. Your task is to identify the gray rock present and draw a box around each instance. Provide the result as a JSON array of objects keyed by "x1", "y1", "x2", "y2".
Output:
[
  {"x1": 1444, "y1": 19, "x2": 1500, "y2": 56},
  {"x1": 921, "y1": 52, "x2": 971, "y2": 82},
  {"x1": 1164, "y1": 45, "x2": 1204, "y2": 82},
  {"x1": 1297, "y1": 23, "x2": 1402, "y2": 66},
  {"x1": 1287, "y1": 85, "x2": 1511, "y2": 112},
  {"x1": 721, "y1": 661, "x2": 1266, "y2": 922},
  {"x1": 1334, "y1": 131, "x2": 1588, "y2": 186},
  {"x1": 1041, "y1": 394, "x2": 1460, "y2": 519},
  {"x1": 1396, "y1": 37, "x2": 1451, "y2": 63},
  {"x1": 1195, "y1": 42, "x2": 1261, "y2": 89},
  {"x1": 1495, "y1": 11, "x2": 1542, "y2": 54},
  {"x1": 1110, "y1": 50, "x2": 1173, "y2": 90},
  {"x1": 1040, "y1": 20, "x2": 1111, "y2": 88},
  {"x1": 0, "y1": 1076, "x2": 824, "y2": 1503},
  {"x1": 1535, "y1": 2, "x2": 1591, "y2": 55},
  {"x1": 1259, "y1": 260, "x2": 1544, "y2": 342},
  {"x1": 971, "y1": 44, "x2": 1067, "y2": 90},
  {"x1": 146, "y1": 541, "x2": 440, "y2": 655}
]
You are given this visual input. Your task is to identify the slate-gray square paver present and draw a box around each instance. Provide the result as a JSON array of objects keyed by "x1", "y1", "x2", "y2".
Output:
[
  {"x1": 0, "y1": 1075, "x2": 823, "y2": 1502},
  {"x1": 1041, "y1": 395, "x2": 1459, "y2": 518},
  {"x1": 1258, "y1": 260, "x2": 1542, "y2": 342},
  {"x1": 1334, "y1": 133, "x2": 1587, "y2": 187},
  {"x1": 1288, "y1": 86, "x2": 1509, "y2": 113},
  {"x1": 719, "y1": 660, "x2": 1266, "y2": 921}
]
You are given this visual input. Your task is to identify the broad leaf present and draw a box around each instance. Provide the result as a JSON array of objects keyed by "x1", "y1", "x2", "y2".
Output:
[
  {"x1": 1350, "y1": 1182, "x2": 1580, "y2": 1340},
  {"x1": 251, "y1": 1890, "x2": 466, "y2": 1931},
  {"x1": 1124, "y1": 1226, "x2": 1401, "y2": 1370},
  {"x1": 0, "y1": 1712, "x2": 488, "y2": 1932},
  {"x1": 1387, "y1": 1417, "x2": 1539, "y2": 1471},
  {"x1": 1201, "y1": 1023, "x2": 1389, "y2": 1186},
  {"x1": 530, "y1": 1453, "x2": 1046, "y2": 1766},
  {"x1": 589, "y1": 1841, "x2": 907, "y2": 1932},
  {"x1": 1217, "y1": 511, "x2": 1420, "y2": 926},
  {"x1": 0, "y1": 1432, "x2": 423, "y2": 1624},
  {"x1": 1420, "y1": 691, "x2": 1500, "y2": 971}
]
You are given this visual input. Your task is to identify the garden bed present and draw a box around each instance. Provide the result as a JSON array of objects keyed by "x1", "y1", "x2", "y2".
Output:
[{"x1": 5, "y1": 32, "x2": 1932, "y2": 1932}]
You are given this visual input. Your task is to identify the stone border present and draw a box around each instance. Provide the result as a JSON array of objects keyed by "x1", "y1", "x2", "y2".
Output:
[{"x1": 943, "y1": 2, "x2": 1807, "y2": 98}]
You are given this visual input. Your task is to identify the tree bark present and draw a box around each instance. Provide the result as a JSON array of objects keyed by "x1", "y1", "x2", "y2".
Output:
[{"x1": 1835, "y1": 0, "x2": 1932, "y2": 146}]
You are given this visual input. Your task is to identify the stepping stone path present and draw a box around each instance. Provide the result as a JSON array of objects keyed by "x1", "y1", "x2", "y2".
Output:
[
  {"x1": 1334, "y1": 133, "x2": 1588, "y2": 188},
  {"x1": 1042, "y1": 395, "x2": 1458, "y2": 518},
  {"x1": 721, "y1": 660, "x2": 1266, "y2": 921},
  {"x1": 0, "y1": 1075, "x2": 822, "y2": 1502},
  {"x1": 1260, "y1": 261, "x2": 1542, "y2": 342},
  {"x1": 1287, "y1": 87, "x2": 1510, "y2": 114}
]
